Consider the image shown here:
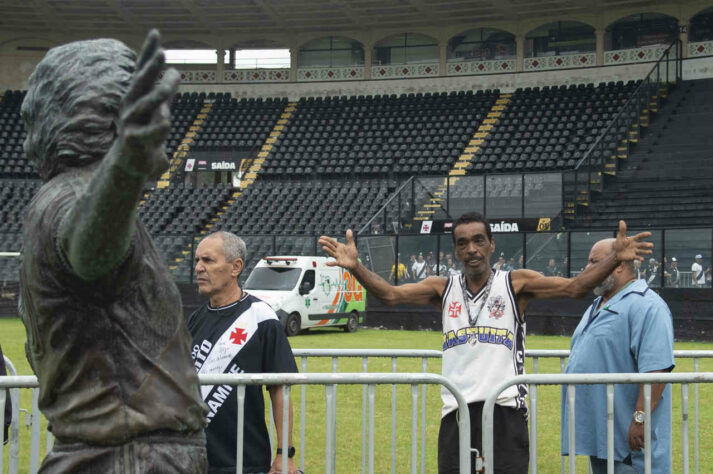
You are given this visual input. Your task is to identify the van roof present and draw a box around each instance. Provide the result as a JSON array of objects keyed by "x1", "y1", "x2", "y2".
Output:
[{"x1": 257, "y1": 256, "x2": 333, "y2": 268}]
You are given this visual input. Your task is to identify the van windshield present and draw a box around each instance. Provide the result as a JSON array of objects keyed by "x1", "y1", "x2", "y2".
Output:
[{"x1": 244, "y1": 267, "x2": 302, "y2": 291}]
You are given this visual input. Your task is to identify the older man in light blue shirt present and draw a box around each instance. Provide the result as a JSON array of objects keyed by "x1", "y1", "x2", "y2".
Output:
[{"x1": 562, "y1": 238, "x2": 674, "y2": 473}]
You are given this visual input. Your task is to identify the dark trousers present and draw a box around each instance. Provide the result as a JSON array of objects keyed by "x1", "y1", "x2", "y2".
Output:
[{"x1": 438, "y1": 401, "x2": 529, "y2": 474}]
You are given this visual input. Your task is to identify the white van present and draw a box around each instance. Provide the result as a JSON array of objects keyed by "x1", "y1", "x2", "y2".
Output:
[{"x1": 243, "y1": 256, "x2": 366, "y2": 336}]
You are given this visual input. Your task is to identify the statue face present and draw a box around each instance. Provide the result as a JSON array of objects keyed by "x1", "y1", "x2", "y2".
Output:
[{"x1": 194, "y1": 237, "x2": 238, "y2": 299}]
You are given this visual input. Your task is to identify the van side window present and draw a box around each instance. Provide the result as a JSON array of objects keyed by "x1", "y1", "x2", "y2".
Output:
[{"x1": 301, "y1": 270, "x2": 316, "y2": 292}]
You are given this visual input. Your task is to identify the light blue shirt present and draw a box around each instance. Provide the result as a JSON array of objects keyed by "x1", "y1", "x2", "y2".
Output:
[{"x1": 561, "y1": 279, "x2": 674, "y2": 473}]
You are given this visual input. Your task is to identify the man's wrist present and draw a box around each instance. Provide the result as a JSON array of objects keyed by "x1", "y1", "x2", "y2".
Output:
[
  {"x1": 633, "y1": 410, "x2": 645, "y2": 424},
  {"x1": 276, "y1": 446, "x2": 295, "y2": 458}
]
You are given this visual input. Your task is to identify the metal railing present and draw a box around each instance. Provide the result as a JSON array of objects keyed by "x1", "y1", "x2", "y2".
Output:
[
  {"x1": 0, "y1": 372, "x2": 473, "y2": 474},
  {"x1": 562, "y1": 39, "x2": 682, "y2": 220},
  {"x1": 3, "y1": 349, "x2": 712, "y2": 473},
  {"x1": 482, "y1": 371, "x2": 713, "y2": 474},
  {"x1": 290, "y1": 349, "x2": 442, "y2": 474}
]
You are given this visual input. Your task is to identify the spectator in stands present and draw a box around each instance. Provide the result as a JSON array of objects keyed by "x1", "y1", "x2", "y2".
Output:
[
  {"x1": 320, "y1": 215, "x2": 651, "y2": 474},
  {"x1": 506, "y1": 257, "x2": 517, "y2": 272},
  {"x1": 412, "y1": 253, "x2": 428, "y2": 281},
  {"x1": 19, "y1": 32, "x2": 208, "y2": 471},
  {"x1": 492, "y1": 253, "x2": 506, "y2": 271},
  {"x1": 408, "y1": 254, "x2": 417, "y2": 282},
  {"x1": 426, "y1": 252, "x2": 437, "y2": 276},
  {"x1": 562, "y1": 238, "x2": 674, "y2": 473},
  {"x1": 561, "y1": 256, "x2": 569, "y2": 275},
  {"x1": 1, "y1": 343, "x2": 10, "y2": 445},
  {"x1": 646, "y1": 258, "x2": 660, "y2": 287},
  {"x1": 544, "y1": 258, "x2": 560, "y2": 277},
  {"x1": 188, "y1": 231, "x2": 299, "y2": 474},
  {"x1": 445, "y1": 254, "x2": 460, "y2": 276},
  {"x1": 665, "y1": 257, "x2": 680, "y2": 287},
  {"x1": 390, "y1": 255, "x2": 410, "y2": 283},
  {"x1": 633, "y1": 259, "x2": 643, "y2": 279},
  {"x1": 692, "y1": 254, "x2": 706, "y2": 288},
  {"x1": 517, "y1": 255, "x2": 524, "y2": 270}
]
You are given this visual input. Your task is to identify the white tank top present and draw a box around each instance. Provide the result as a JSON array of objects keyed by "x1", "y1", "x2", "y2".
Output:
[{"x1": 440, "y1": 270, "x2": 527, "y2": 417}]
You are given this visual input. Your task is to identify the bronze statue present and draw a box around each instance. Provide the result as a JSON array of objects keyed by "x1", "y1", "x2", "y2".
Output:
[{"x1": 19, "y1": 30, "x2": 208, "y2": 472}]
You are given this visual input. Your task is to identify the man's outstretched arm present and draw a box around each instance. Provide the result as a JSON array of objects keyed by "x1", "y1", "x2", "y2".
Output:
[
  {"x1": 319, "y1": 230, "x2": 445, "y2": 307},
  {"x1": 59, "y1": 30, "x2": 180, "y2": 281},
  {"x1": 512, "y1": 220, "x2": 653, "y2": 302}
]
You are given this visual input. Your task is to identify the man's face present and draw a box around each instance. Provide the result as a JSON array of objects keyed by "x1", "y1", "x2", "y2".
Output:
[
  {"x1": 587, "y1": 240, "x2": 617, "y2": 297},
  {"x1": 418, "y1": 255, "x2": 424, "y2": 262},
  {"x1": 194, "y1": 237, "x2": 241, "y2": 298},
  {"x1": 454, "y1": 222, "x2": 494, "y2": 277},
  {"x1": 548, "y1": 258, "x2": 555, "y2": 267}
]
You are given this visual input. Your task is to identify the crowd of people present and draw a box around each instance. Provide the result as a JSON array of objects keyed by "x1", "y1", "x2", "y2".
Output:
[{"x1": 393, "y1": 251, "x2": 713, "y2": 288}]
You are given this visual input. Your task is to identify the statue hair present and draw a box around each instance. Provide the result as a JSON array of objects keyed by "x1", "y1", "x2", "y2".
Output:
[{"x1": 21, "y1": 39, "x2": 136, "y2": 181}]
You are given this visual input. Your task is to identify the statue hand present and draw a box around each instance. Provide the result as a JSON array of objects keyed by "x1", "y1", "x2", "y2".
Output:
[{"x1": 116, "y1": 29, "x2": 180, "y2": 179}]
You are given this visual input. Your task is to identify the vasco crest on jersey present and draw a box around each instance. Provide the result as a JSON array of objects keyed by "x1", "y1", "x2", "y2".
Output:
[{"x1": 487, "y1": 295, "x2": 506, "y2": 319}]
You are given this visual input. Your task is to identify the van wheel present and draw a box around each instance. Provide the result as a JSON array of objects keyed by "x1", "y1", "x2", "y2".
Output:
[
  {"x1": 344, "y1": 311, "x2": 359, "y2": 333},
  {"x1": 286, "y1": 313, "x2": 301, "y2": 337}
]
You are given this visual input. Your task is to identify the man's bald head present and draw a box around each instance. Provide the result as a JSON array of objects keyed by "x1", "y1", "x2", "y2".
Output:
[{"x1": 588, "y1": 238, "x2": 635, "y2": 297}]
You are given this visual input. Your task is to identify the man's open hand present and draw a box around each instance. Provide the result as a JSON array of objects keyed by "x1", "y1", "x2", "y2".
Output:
[
  {"x1": 116, "y1": 29, "x2": 180, "y2": 179},
  {"x1": 613, "y1": 220, "x2": 653, "y2": 263},
  {"x1": 319, "y1": 229, "x2": 359, "y2": 271},
  {"x1": 268, "y1": 455, "x2": 300, "y2": 474}
]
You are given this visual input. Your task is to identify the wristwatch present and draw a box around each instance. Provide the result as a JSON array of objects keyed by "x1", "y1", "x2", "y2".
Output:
[
  {"x1": 633, "y1": 410, "x2": 645, "y2": 424},
  {"x1": 276, "y1": 446, "x2": 296, "y2": 458}
]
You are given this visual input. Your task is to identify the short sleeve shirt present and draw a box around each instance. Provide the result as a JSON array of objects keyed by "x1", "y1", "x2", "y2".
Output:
[
  {"x1": 561, "y1": 279, "x2": 674, "y2": 472},
  {"x1": 692, "y1": 263, "x2": 705, "y2": 285},
  {"x1": 187, "y1": 293, "x2": 298, "y2": 473}
]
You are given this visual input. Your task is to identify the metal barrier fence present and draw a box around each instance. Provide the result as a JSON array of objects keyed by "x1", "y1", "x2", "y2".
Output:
[
  {"x1": 3, "y1": 350, "x2": 712, "y2": 473},
  {"x1": 482, "y1": 372, "x2": 713, "y2": 474},
  {"x1": 290, "y1": 349, "x2": 442, "y2": 474},
  {"x1": 0, "y1": 372, "x2": 472, "y2": 474}
]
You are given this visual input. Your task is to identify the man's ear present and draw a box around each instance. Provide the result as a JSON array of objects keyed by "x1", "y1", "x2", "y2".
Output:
[{"x1": 232, "y1": 258, "x2": 244, "y2": 278}]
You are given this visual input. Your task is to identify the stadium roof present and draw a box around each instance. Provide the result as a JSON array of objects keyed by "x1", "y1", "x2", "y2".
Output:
[{"x1": 0, "y1": 0, "x2": 697, "y2": 41}]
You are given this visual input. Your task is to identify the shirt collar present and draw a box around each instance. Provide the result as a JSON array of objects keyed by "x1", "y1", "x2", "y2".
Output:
[{"x1": 593, "y1": 278, "x2": 649, "y2": 314}]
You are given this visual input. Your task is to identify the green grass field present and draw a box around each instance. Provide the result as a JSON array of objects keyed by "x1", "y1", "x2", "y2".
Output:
[{"x1": 2, "y1": 318, "x2": 712, "y2": 473}]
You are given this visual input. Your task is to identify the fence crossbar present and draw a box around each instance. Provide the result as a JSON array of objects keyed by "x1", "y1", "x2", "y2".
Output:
[{"x1": 482, "y1": 372, "x2": 713, "y2": 474}]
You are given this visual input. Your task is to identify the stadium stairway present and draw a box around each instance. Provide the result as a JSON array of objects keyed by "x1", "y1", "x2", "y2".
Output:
[
  {"x1": 571, "y1": 78, "x2": 713, "y2": 229},
  {"x1": 562, "y1": 81, "x2": 668, "y2": 220},
  {"x1": 157, "y1": 101, "x2": 212, "y2": 188},
  {"x1": 246, "y1": 101, "x2": 297, "y2": 188},
  {"x1": 411, "y1": 93, "x2": 512, "y2": 224}
]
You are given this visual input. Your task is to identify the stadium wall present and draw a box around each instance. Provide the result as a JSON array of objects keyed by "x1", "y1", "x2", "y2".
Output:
[{"x1": 2, "y1": 51, "x2": 712, "y2": 95}]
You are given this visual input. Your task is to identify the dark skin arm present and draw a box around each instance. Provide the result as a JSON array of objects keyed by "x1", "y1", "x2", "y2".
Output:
[
  {"x1": 318, "y1": 230, "x2": 446, "y2": 307},
  {"x1": 511, "y1": 221, "x2": 652, "y2": 313},
  {"x1": 628, "y1": 372, "x2": 667, "y2": 451},
  {"x1": 59, "y1": 30, "x2": 180, "y2": 281}
]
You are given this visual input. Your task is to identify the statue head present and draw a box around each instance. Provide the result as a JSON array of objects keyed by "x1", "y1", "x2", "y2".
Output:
[{"x1": 21, "y1": 39, "x2": 136, "y2": 181}]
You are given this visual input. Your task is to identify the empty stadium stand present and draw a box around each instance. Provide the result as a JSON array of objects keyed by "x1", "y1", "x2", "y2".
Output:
[
  {"x1": 471, "y1": 81, "x2": 639, "y2": 173},
  {"x1": 0, "y1": 76, "x2": 682, "y2": 286},
  {"x1": 212, "y1": 178, "x2": 396, "y2": 281},
  {"x1": 190, "y1": 93, "x2": 287, "y2": 151},
  {"x1": 165, "y1": 92, "x2": 205, "y2": 158},
  {"x1": 0, "y1": 90, "x2": 34, "y2": 179},
  {"x1": 263, "y1": 91, "x2": 498, "y2": 178},
  {"x1": 572, "y1": 78, "x2": 713, "y2": 229}
]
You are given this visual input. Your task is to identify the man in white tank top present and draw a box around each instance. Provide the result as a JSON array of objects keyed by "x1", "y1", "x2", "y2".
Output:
[{"x1": 319, "y1": 213, "x2": 652, "y2": 473}]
